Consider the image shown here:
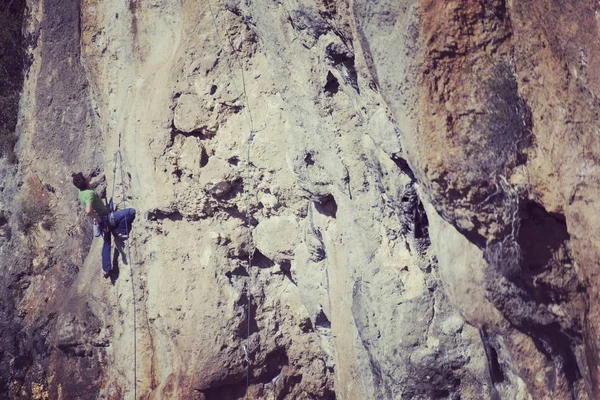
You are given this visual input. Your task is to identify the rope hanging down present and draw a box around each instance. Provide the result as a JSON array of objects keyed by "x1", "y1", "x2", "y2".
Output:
[
  {"x1": 207, "y1": 1, "x2": 257, "y2": 398},
  {"x1": 112, "y1": 145, "x2": 137, "y2": 400}
]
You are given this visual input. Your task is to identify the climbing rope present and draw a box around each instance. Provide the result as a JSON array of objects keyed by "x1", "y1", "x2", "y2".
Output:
[
  {"x1": 207, "y1": 1, "x2": 256, "y2": 398},
  {"x1": 112, "y1": 141, "x2": 137, "y2": 400}
]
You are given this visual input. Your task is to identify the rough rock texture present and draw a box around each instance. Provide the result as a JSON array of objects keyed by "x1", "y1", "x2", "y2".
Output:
[{"x1": 2, "y1": 0, "x2": 600, "y2": 399}]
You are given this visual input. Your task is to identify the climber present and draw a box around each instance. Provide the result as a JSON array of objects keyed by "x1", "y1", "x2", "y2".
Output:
[{"x1": 71, "y1": 171, "x2": 136, "y2": 277}]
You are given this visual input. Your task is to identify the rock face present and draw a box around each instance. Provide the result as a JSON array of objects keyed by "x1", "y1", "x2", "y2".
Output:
[{"x1": 2, "y1": 0, "x2": 600, "y2": 399}]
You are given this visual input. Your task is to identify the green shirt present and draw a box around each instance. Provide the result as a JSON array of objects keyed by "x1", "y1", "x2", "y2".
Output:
[{"x1": 78, "y1": 189, "x2": 108, "y2": 216}]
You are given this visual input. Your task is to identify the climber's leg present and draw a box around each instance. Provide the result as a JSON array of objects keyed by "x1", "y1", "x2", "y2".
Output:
[
  {"x1": 101, "y1": 228, "x2": 112, "y2": 272},
  {"x1": 113, "y1": 235, "x2": 128, "y2": 264}
]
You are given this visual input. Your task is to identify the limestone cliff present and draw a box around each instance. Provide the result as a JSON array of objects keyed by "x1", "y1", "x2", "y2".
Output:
[{"x1": 1, "y1": 1, "x2": 600, "y2": 399}]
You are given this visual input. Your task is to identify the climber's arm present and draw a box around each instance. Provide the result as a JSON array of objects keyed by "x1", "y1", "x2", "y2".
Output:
[
  {"x1": 85, "y1": 202, "x2": 99, "y2": 222},
  {"x1": 88, "y1": 172, "x2": 105, "y2": 189}
]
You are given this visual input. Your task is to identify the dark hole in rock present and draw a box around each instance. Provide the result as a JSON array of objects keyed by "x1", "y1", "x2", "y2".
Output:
[
  {"x1": 326, "y1": 42, "x2": 354, "y2": 66},
  {"x1": 324, "y1": 71, "x2": 339, "y2": 95},
  {"x1": 225, "y1": 265, "x2": 248, "y2": 282},
  {"x1": 210, "y1": 84, "x2": 217, "y2": 95},
  {"x1": 304, "y1": 152, "x2": 315, "y2": 166},
  {"x1": 199, "y1": 147, "x2": 209, "y2": 168},
  {"x1": 252, "y1": 249, "x2": 274, "y2": 269},
  {"x1": 173, "y1": 169, "x2": 182, "y2": 181},
  {"x1": 228, "y1": 156, "x2": 239, "y2": 166},
  {"x1": 315, "y1": 194, "x2": 337, "y2": 218},
  {"x1": 315, "y1": 309, "x2": 331, "y2": 329},
  {"x1": 279, "y1": 260, "x2": 296, "y2": 285},
  {"x1": 518, "y1": 201, "x2": 569, "y2": 273}
]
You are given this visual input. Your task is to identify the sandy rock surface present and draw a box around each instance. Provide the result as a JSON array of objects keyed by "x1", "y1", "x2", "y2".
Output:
[{"x1": 1, "y1": 1, "x2": 600, "y2": 399}]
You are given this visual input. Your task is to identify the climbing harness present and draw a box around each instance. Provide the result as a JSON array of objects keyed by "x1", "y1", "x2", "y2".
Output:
[
  {"x1": 111, "y1": 143, "x2": 137, "y2": 400},
  {"x1": 207, "y1": 1, "x2": 257, "y2": 398}
]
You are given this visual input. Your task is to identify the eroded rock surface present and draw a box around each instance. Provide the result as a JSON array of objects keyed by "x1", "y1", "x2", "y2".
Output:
[{"x1": 1, "y1": 1, "x2": 600, "y2": 399}]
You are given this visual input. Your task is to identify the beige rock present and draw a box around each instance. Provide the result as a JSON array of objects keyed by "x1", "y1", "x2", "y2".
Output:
[
  {"x1": 173, "y1": 93, "x2": 207, "y2": 133},
  {"x1": 6, "y1": 0, "x2": 599, "y2": 399},
  {"x1": 254, "y1": 215, "x2": 300, "y2": 263}
]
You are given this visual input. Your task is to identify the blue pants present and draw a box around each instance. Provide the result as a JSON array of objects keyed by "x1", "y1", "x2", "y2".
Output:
[{"x1": 101, "y1": 208, "x2": 136, "y2": 272}]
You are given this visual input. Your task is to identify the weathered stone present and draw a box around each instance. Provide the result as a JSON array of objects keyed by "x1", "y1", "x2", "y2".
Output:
[
  {"x1": 254, "y1": 216, "x2": 300, "y2": 263},
  {"x1": 2, "y1": 1, "x2": 600, "y2": 399}
]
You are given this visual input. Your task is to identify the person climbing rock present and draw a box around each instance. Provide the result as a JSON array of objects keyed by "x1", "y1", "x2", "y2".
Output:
[{"x1": 72, "y1": 171, "x2": 136, "y2": 277}]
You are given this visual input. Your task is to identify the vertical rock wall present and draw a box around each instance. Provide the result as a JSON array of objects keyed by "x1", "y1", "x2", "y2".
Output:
[{"x1": 2, "y1": 1, "x2": 600, "y2": 400}]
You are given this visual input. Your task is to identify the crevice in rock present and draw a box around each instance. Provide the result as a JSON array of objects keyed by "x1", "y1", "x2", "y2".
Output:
[
  {"x1": 390, "y1": 153, "x2": 415, "y2": 180},
  {"x1": 236, "y1": 295, "x2": 259, "y2": 339},
  {"x1": 57, "y1": 342, "x2": 92, "y2": 358},
  {"x1": 167, "y1": 119, "x2": 217, "y2": 150},
  {"x1": 309, "y1": 243, "x2": 326, "y2": 262},
  {"x1": 398, "y1": 185, "x2": 431, "y2": 253},
  {"x1": 414, "y1": 200, "x2": 429, "y2": 241},
  {"x1": 171, "y1": 127, "x2": 216, "y2": 141},
  {"x1": 325, "y1": 42, "x2": 359, "y2": 92},
  {"x1": 147, "y1": 209, "x2": 184, "y2": 222},
  {"x1": 479, "y1": 328, "x2": 505, "y2": 387}
]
